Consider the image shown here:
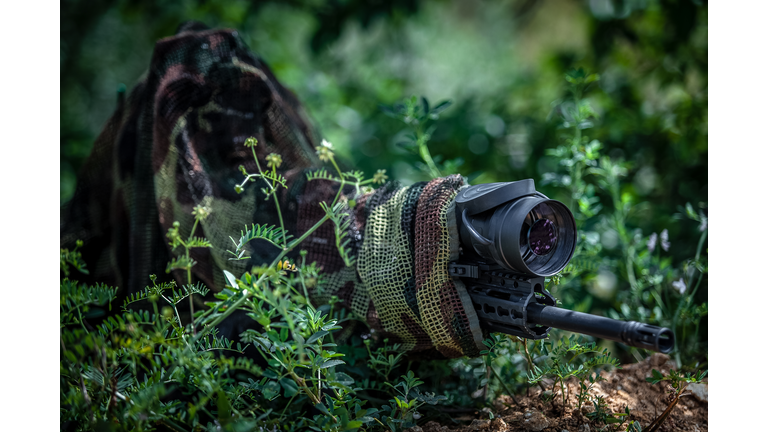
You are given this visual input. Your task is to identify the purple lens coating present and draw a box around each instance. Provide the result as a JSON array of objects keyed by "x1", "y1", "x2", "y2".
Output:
[{"x1": 528, "y1": 219, "x2": 557, "y2": 256}]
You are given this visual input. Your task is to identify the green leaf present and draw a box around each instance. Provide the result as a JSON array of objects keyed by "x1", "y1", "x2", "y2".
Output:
[
  {"x1": 430, "y1": 100, "x2": 452, "y2": 116},
  {"x1": 306, "y1": 167, "x2": 337, "y2": 182},
  {"x1": 166, "y1": 255, "x2": 196, "y2": 272},
  {"x1": 280, "y1": 378, "x2": 300, "y2": 398},
  {"x1": 262, "y1": 381, "x2": 280, "y2": 400},
  {"x1": 228, "y1": 224, "x2": 291, "y2": 260},
  {"x1": 223, "y1": 270, "x2": 238, "y2": 288},
  {"x1": 314, "y1": 402, "x2": 332, "y2": 416},
  {"x1": 262, "y1": 369, "x2": 279, "y2": 379},
  {"x1": 647, "y1": 369, "x2": 665, "y2": 383},
  {"x1": 379, "y1": 103, "x2": 396, "y2": 118},
  {"x1": 343, "y1": 421, "x2": 363, "y2": 430},
  {"x1": 686, "y1": 202, "x2": 698, "y2": 220},
  {"x1": 217, "y1": 390, "x2": 231, "y2": 422},
  {"x1": 187, "y1": 237, "x2": 213, "y2": 248},
  {"x1": 320, "y1": 359, "x2": 345, "y2": 369},
  {"x1": 306, "y1": 330, "x2": 329, "y2": 345},
  {"x1": 330, "y1": 372, "x2": 355, "y2": 386}
]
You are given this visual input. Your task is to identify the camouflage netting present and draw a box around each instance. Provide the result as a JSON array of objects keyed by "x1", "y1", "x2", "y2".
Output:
[{"x1": 60, "y1": 22, "x2": 485, "y2": 358}]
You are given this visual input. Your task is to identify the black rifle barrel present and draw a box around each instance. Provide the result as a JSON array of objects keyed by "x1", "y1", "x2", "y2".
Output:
[{"x1": 527, "y1": 303, "x2": 674, "y2": 353}]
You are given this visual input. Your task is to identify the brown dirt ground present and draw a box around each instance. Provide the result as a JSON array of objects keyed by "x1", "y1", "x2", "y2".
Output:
[{"x1": 417, "y1": 353, "x2": 707, "y2": 432}]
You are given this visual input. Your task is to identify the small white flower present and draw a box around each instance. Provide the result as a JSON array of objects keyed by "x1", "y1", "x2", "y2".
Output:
[
  {"x1": 672, "y1": 278, "x2": 686, "y2": 294},
  {"x1": 647, "y1": 233, "x2": 658, "y2": 252},
  {"x1": 660, "y1": 229, "x2": 670, "y2": 251},
  {"x1": 320, "y1": 139, "x2": 334, "y2": 149}
]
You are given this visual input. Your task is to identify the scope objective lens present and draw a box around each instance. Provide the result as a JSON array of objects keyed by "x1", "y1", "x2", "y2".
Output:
[{"x1": 528, "y1": 219, "x2": 557, "y2": 256}]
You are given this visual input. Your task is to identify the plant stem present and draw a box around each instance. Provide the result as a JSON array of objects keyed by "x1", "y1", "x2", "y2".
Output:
[
  {"x1": 290, "y1": 371, "x2": 321, "y2": 405},
  {"x1": 251, "y1": 146, "x2": 273, "y2": 191},
  {"x1": 695, "y1": 228, "x2": 707, "y2": 262},
  {"x1": 271, "y1": 165, "x2": 287, "y2": 246},
  {"x1": 329, "y1": 156, "x2": 347, "y2": 206},
  {"x1": 286, "y1": 213, "x2": 332, "y2": 251},
  {"x1": 559, "y1": 378, "x2": 567, "y2": 412},
  {"x1": 416, "y1": 126, "x2": 442, "y2": 178},
  {"x1": 278, "y1": 394, "x2": 298, "y2": 421},
  {"x1": 518, "y1": 337, "x2": 546, "y2": 392},
  {"x1": 186, "y1": 218, "x2": 200, "y2": 335},
  {"x1": 490, "y1": 365, "x2": 520, "y2": 406},
  {"x1": 670, "y1": 227, "x2": 707, "y2": 363},
  {"x1": 646, "y1": 387, "x2": 686, "y2": 432},
  {"x1": 162, "y1": 294, "x2": 190, "y2": 348}
]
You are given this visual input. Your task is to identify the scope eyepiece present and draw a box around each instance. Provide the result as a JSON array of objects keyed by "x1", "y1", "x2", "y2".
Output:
[{"x1": 456, "y1": 180, "x2": 577, "y2": 277}]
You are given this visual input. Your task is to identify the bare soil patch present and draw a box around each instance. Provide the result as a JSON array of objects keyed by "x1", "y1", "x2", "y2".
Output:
[{"x1": 419, "y1": 353, "x2": 707, "y2": 432}]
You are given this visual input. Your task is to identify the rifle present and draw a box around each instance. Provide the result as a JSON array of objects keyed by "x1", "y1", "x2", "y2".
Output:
[{"x1": 451, "y1": 180, "x2": 674, "y2": 353}]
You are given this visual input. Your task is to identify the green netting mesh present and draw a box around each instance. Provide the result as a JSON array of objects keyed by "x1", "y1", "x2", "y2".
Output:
[{"x1": 60, "y1": 22, "x2": 484, "y2": 358}]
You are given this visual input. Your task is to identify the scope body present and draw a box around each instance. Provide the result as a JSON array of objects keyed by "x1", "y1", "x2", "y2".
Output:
[{"x1": 452, "y1": 179, "x2": 675, "y2": 353}]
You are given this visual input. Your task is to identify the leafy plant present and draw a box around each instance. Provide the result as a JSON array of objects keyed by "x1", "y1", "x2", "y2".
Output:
[
  {"x1": 380, "y1": 95, "x2": 459, "y2": 178},
  {"x1": 644, "y1": 368, "x2": 707, "y2": 432},
  {"x1": 365, "y1": 338, "x2": 406, "y2": 383},
  {"x1": 585, "y1": 397, "x2": 632, "y2": 431},
  {"x1": 373, "y1": 371, "x2": 447, "y2": 431},
  {"x1": 526, "y1": 335, "x2": 621, "y2": 413},
  {"x1": 61, "y1": 134, "x2": 445, "y2": 431},
  {"x1": 164, "y1": 200, "x2": 214, "y2": 335},
  {"x1": 479, "y1": 334, "x2": 520, "y2": 406},
  {"x1": 542, "y1": 68, "x2": 708, "y2": 369},
  {"x1": 576, "y1": 370, "x2": 607, "y2": 411}
]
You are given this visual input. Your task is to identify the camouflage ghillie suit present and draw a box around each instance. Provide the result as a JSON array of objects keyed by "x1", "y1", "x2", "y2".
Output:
[{"x1": 61, "y1": 22, "x2": 485, "y2": 359}]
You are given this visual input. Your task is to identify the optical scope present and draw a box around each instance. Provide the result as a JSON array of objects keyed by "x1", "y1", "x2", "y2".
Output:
[{"x1": 451, "y1": 179, "x2": 674, "y2": 353}]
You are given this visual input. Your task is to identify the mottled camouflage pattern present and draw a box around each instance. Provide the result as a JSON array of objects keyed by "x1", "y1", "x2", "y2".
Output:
[{"x1": 61, "y1": 22, "x2": 484, "y2": 358}]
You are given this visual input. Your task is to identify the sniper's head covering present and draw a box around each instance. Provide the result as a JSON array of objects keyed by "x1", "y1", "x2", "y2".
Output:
[{"x1": 61, "y1": 21, "x2": 320, "y2": 298}]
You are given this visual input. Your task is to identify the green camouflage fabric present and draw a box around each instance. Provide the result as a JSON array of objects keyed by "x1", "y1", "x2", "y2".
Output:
[{"x1": 60, "y1": 22, "x2": 484, "y2": 358}]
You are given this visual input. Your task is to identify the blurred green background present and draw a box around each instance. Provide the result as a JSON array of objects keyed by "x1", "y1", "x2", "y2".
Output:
[{"x1": 61, "y1": 0, "x2": 707, "y2": 365}]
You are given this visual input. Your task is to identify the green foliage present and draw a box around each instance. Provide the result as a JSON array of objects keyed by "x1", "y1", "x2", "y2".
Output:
[
  {"x1": 61, "y1": 240, "x2": 89, "y2": 277},
  {"x1": 62, "y1": 136, "x2": 451, "y2": 432},
  {"x1": 585, "y1": 397, "x2": 631, "y2": 430},
  {"x1": 61, "y1": 252, "x2": 255, "y2": 431},
  {"x1": 373, "y1": 371, "x2": 447, "y2": 431},
  {"x1": 540, "y1": 69, "x2": 707, "y2": 369},
  {"x1": 60, "y1": 281, "x2": 116, "y2": 329},
  {"x1": 525, "y1": 334, "x2": 621, "y2": 412},
  {"x1": 380, "y1": 95, "x2": 458, "y2": 179},
  {"x1": 645, "y1": 368, "x2": 707, "y2": 389},
  {"x1": 365, "y1": 338, "x2": 406, "y2": 382},
  {"x1": 227, "y1": 223, "x2": 291, "y2": 260},
  {"x1": 320, "y1": 201, "x2": 357, "y2": 267}
]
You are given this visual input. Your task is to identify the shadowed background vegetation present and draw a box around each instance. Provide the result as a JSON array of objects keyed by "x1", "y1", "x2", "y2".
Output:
[{"x1": 61, "y1": 0, "x2": 707, "y2": 368}]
